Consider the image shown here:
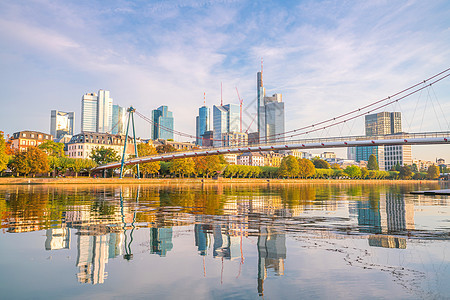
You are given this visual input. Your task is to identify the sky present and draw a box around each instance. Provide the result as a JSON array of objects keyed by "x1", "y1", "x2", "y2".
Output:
[{"x1": 0, "y1": 0, "x2": 449, "y2": 161}]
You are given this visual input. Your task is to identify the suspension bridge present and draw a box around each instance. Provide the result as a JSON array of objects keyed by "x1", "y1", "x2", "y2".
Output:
[{"x1": 92, "y1": 68, "x2": 450, "y2": 175}]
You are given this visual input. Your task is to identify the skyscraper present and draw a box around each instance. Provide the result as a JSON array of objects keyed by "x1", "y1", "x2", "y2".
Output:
[
  {"x1": 196, "y1": 105, "x2": 210, "y2": 146},
  {"x1": 97, "y1": 90, "x2": 113, "y2": 133},
  {"x1": 256, "y1": 68, "x2": 285, "y2": 143},
  {"x1": 213, "y1": 103, "x2": 240, "y2": 147},
  {"x1": 50, "y1": 110, "x2": 74, "y2": 139},
  {"x1": 355, "y1": 111, "x2": 410, "y2": 170},
  {"x1": 151, "y1": 105, "x2": 174, "y2": 140},
  {"x1": 112, "y1": 104, "x2": 126, "y2": 135},
  {"x1": 81, "y1": 92, "x2": 98, "y2": 132}
]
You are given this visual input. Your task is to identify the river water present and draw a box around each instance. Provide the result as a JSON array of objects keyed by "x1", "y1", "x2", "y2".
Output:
[{"x1": 0, "y1": 182, "x2": 449, "y2": 299}]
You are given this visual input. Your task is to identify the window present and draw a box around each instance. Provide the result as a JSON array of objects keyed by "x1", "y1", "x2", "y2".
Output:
[{"x1": 22, "y1": 133, "x2": 26, "y2": 137}]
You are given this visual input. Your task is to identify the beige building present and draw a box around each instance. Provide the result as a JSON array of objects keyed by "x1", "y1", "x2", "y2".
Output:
[
  {"x1": 223, "y1": 153, "x2": 237, "y2": 165},
  {"x1": 237, "y1": 152, "x2": 265, "y2": 166},
  {"x1": 10, "y1": 130, "x2": 53, "y2": 152},
  {"x1": 66, "y1": 132, "x2": 136, "y2": 159},
  {"x1": 262, "y1": 151, "x2": 283, "y2": 167},
  {"x1": 221, "y1": 131, "x2": 248, "y2": 147}
]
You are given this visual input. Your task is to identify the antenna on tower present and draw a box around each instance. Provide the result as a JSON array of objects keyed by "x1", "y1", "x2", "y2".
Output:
[
  {"x1": 221, "y1": 82, "x2": 223, "y2": 106},
  {"x1": 204, "y1": 92, "x2": 206, "y2": 106}
]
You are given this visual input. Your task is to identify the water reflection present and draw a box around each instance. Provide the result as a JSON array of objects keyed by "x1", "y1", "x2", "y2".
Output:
[{"x1": 0, "y1": 183, "x2": 448, "y2": 298}]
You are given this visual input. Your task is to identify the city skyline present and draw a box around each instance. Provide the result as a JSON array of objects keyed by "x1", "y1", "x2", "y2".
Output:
[{"x1": 0, "y1": 1, "x2": 449, "y2": 160}]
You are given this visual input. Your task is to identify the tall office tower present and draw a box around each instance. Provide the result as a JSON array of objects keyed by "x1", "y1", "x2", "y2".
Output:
[
  {"x1": 50, "y1": 110, "x2": 74, "y2": 139},
  {"x1": 356, "y1": 111, "x2": 410, "y2": 170},
  {"x1": 196, "y1": 105, "x2": 210, "y2": 146},
  {"x1": 213, "y1": 103, "x2": 240, "y2": 147},
  {"x1": 81, "y1": 92, "x2": 98, "y2": 132},
  {"x1": 256, "y1": 67, "x2": 285, "y2": 143},
  {"x1": 97, "y1": 90, "x2": 113, "y2": 133},
  {"x1": 112, "y1": 105, "x2": 126, "y2": 135},
  {"x1": 151, "y1": 105, "x2": 174, "y2": 140}
]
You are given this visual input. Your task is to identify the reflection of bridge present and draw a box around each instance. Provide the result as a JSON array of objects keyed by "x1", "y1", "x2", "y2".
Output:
[{"x1": 93, "y1": 131, "x2": 450, "y2": 171}]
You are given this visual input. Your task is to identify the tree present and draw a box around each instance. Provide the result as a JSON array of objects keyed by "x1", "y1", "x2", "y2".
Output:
[
  {"x1": 427, "y1": 165, "x2": 440, "y2": 179},
  {"x1": 170, "y1": 158, "x2": 195, "y2": 178},
  {"x1": 312, "y1": 158, "x2": 330, "y2": 169},
  {"x1": 331, "y1": 163, "x2": 341, "y2": 170},
  {"x1": 90, "y1": 147, "x2": 120, "y2": 165},
  {"x1": 0, "y1": 131, "x2": 8, "y2": 172},
  {"x1": 38, "y1": 140, "x2": 65, "y2": 157},
  {"x1": 399, "y1": 165, "x2": 412, "y2": 179},
  {"x1": 285, "y1": 155, "x2": 299, "y2": 177},
  {"x1": 194, "y1": 155, "x2": 221, "y2": 178},
  {"x1": 298, "y1": 158, "x2": 315, "y2": 178},
  {"x1": 156, "y1": 144, "x2": 176, "y2": 154},
  {"x1": 367, "y1": 154, "x2": 379, "y2": 170},
  {"x1": 278, "y1": 159, "x2": 289, "y2": 178},
  {"x1": 136, "y1": 143, "x2": 160, "y2": 177},
  {"x1": 9, "y1": 147, "x2": 49, "y2": 177},
  {"x1": 344, "y1": 165, "x2": 361, "y2": 178},
  {"x1": 72, "y1": 158, "x2": 97, "y2": 177},
  {"x1": 360, "y1": 167, "x2": 369, "y2": 179}
]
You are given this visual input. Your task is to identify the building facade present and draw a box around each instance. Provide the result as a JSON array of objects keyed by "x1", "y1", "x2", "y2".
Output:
[
  {"x1": 112, "y1": 105, "x2": 126, "y2": 135},
  {"x1": 221, "y1": 131, "x2": 248, "y2": 147},
  {"x1": 66, "y1": 132, "x2": 135, "y2": 159},
  {"x1": 50, "y1": 110, "x2": 74, "y2": 139},
  {"x1": 196, "y1": 105, "x2": 210, "y2": 146},
  {"x1": 237, "y1": 152, "x2": 265, "y2": 166},
  {"x1": 213, "y1": 104, "x2": 240, "y2": 147},
  {"x1": 257, "y1": 69, "x2": 285, "y2": 143},
  {"x1": 97, "y1": 90, "x2": 113, "y2": 133},
  {"x1": 81, "y1": 92, "x2": 98, "y2": 132},
  {"x1": 10, "y1": 131, "x2": 53, "y2": 152},
  {"x1": 151, "y1": 106, "x2": 174, "y2": 140}
]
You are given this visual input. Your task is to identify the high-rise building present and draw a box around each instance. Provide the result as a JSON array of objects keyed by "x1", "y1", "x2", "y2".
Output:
[
  {"x1": 112, "y1": 105, "x2": 126, "y2": 135},
  {"x1": 97, "y1": 90, "x2": 113, "y2": 133},
  {"x1": 50, "y1": 110, "x2": 74, "y2": 139},
  {"x1": 196, "y1": 105, "x2": 210, "y2": 146},
  {"x1": 213, "y1": 103, "x2": 240, "y2": 147},
  {"x1": 81, "y1": 92, "x2": 98, "y2": 132},
  {"x1": 256, "y1": 68, "x2": 285, "y2": 143},
  {"x1": 355, "y1": 111, "x2": 408, "y2": 170},
  {"x1": 151, "y1": 105, "x2": 174, "y2": 140}
]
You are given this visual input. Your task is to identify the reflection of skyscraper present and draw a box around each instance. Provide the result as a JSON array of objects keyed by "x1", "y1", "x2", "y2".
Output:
[
  {"x1": 149, "y1": 227, "x2": 173, "y2": 257},
  {"x1": 194, "y1": 224, "x2": 209, "y2": 256},
  {"x1": 45, "y1": 228, "x2": 70, "y2": 250},
  {"x1": 76, "y1": 232, "x2": 123, "y2": 284},
  {"x1": 212, "y1": 225, "x2": 240, "y2": 259},
  {"x1": 257, "y1": 227, "x2": 286, "y2": 296}
]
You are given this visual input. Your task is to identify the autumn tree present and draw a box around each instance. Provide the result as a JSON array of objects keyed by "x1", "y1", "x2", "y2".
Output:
[
  {"x1": 0, "y1": 131, "x2": 8, "y2": 172},
  {"x1": 193, "y1": 155, "x2": 221, "y2": 178},
  {"x1": 344, "y1": 165, "x2": 361, "y2": 178},
  {"x1": 399, "y1": 165, "x2": 412, "y2": 180},
  {"x1": 427, "y1": 165, "x2": 440, "y2": 179},
  {"x1": 170, "y1": 158, "x2": 195, "y2": 178},
  {"x1": 298, "y1": 158, "x2": 315, "y2": 178},
  {"x1": 367, "y1": 154, "x2": 379, "y2": 170},
  {"x1": 278, "y1": 159, "x2": 289, "y2": 178},
  {"x1": 312, "y1": 158, "x2": 330, "y2": 169},
  {"x1": 135, "y1": 143, "x2": 160, "y2": 177},
  {"x1": 72, "y1": 158, "x2": 97, "y2": 177},
  {"x1": 9, "y1": 147, "x2": 49, "y2": 177},
  {"x1": 38, "y1": 140, "x2": 65, "y2": 157},
  {"x1": 156, "y1": 144, "x2": 176, "y2": 154}
]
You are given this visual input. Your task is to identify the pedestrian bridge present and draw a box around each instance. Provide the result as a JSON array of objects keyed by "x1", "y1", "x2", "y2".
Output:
[{"x1": 93, "y1": 131, "x2": 450, "y2": 171}]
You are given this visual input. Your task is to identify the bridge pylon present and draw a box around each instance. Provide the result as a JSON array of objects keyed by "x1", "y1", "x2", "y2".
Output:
[{"x1": 120, "y1": 106, "x2": 139, "y2": 179}]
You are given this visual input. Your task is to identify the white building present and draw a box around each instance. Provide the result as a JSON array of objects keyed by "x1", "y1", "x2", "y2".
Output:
[
  {"x1": 81, "y1": 92, "x2": 98, "y2": 132},
  {"x1": 237, "y1": 152, "x2": 265, "y2": 166},
  {"x1": 385, "y1": 145, "x2": 412, "y2": 170},
  {"x1": 81, "y1": 90, "x2": 114, "y2": 134},
  {"x1": 112, "y1": 104, "x2": 126, "y2": 135},
  {"x1": 97, "y1": 90, "x2": 113, "y2": 133},
  {"x1": 223, "y1": 153, "x2": 237, "y2": 165}
]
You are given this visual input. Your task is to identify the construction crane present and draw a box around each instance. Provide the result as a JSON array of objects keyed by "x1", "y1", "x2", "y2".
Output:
[{"x1": 235, "y1": 87, "x2": 243, "y2": 132}]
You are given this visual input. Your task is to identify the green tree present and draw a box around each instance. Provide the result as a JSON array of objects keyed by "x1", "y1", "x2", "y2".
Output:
[
  {"x1": 9, "y1": 147, "x2": 49, "y2": 177},
  {"x1": 426, "y1": 165, "x2": 440, "y2": 179},
  {"x1": 312, "y1": 158, "x2": 330, "y2": 169},
  {"x1": 136, "y1": 143, "x2": 160, "y2": 177},
  {"x1": 170, "y1": 158, "x2": 195, "y2": 178},
  {"x1": 156, "y1": 144, "x2": 176, "y2": 154},
  {"x1": 360, "y1": 167, "x2": 369, "y2": 179},
  {"x1": 285, "y1": 155, "x2": 299, "y2": 177},
  {"x1": 367, "y1": 154, "x2": 379, "y2": 170},
  {"x1": 38, "y1": 140, "x2": 65, "y2": 157},
  {"x1": 0, "y1": 131, "x2": 8, "y2": 172},
  {"x1": 331, "y1": 163, "x2": 341, "y2": 170},
  {"x1": 72, "y1": 158, "x2": 97, "y2": 177},
  {"x1": 298, "y1": 158, "x2": 315, "y2": 178},
  {"x1": 90, "y1": 147, "x2": 120, "y2": 165},
  {"x1": 344, "y1": 165, "x2": 361, "y2": 178},
  {"x1": 399, "y1": 165, "x2": 412, "y2": 179}
]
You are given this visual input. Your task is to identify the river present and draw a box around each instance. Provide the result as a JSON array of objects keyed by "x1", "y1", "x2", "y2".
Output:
[{"x1": 0, "y1": 182, "x2": 449, "y2": 299}]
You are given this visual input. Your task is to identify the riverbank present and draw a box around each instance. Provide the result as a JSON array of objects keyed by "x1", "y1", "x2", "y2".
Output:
[{"x1": 0, "y1": 177, "x2": 440, "y2": 185}]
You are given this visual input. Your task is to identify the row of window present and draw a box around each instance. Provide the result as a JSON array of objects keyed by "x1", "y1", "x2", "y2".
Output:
[{"x1": 20, "y1": 140, "x2": 43, "y2": 146}]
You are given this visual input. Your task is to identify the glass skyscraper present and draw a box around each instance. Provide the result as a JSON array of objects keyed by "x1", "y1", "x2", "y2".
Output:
[
  {"x1": 97, "y1": 90, "x2": 113, "y2": 133},
  {"x1": 212, "y1": 103, "x2": 240, "y2": 147},
  {"x1": 196, "y1": 105, "x2": 210, "y2": 146},
  {"x1": 81, "y1": 92, "x2": 98, "y2": 132},
  {"x1": 50, "y1": 110, "x2": 74, "y2": 139},
  {"x1": 151, "y1": 105, "x2": 174, "y2": 140},
  {"x1": 112, "y1": 105, "x2": 126, "y2": 135},
  {"x1": 81, "y1": 90, "x2": 113, "y2": 134}
]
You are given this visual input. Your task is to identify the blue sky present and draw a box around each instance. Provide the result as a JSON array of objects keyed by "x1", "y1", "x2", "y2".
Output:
[{"x1": 0, "y1": 0, "x2": 449, "y2": 160}]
